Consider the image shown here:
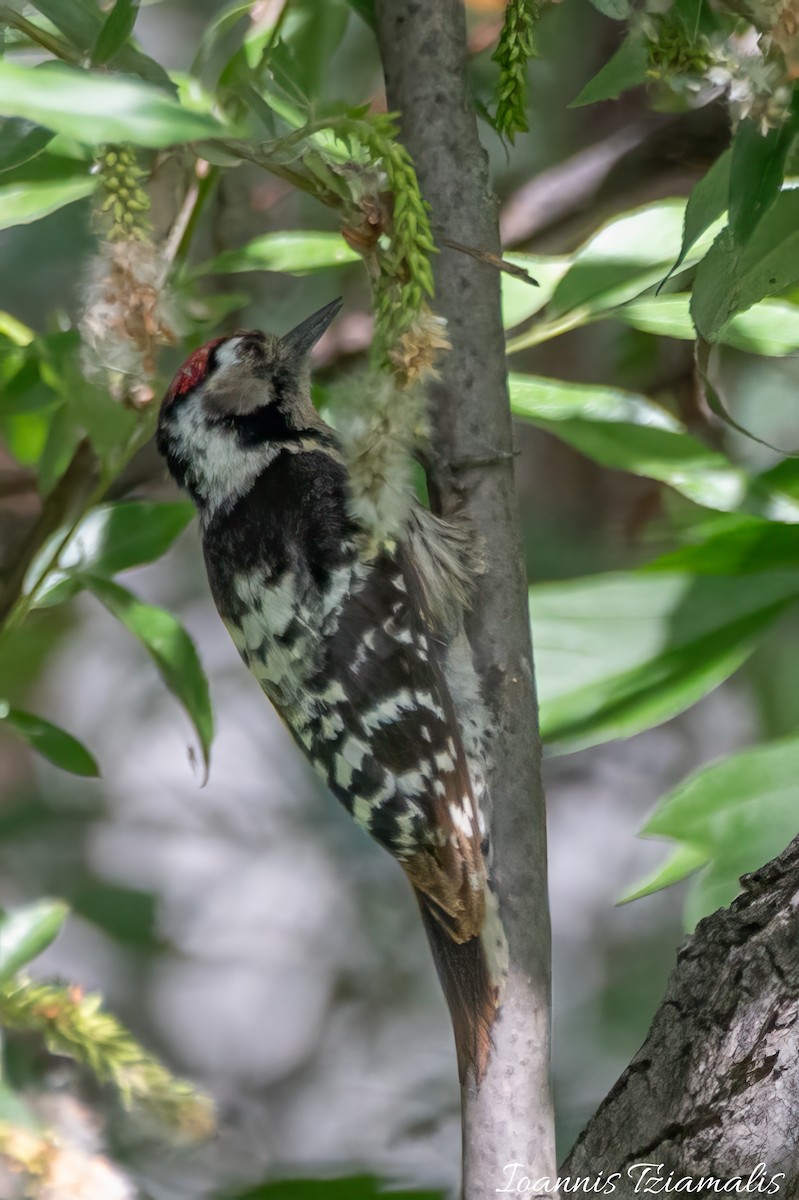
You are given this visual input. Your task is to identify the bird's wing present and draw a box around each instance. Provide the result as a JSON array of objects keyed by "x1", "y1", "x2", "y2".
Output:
[{"x1": 282, "y1": 541, "x2": 486, "y2": 943}]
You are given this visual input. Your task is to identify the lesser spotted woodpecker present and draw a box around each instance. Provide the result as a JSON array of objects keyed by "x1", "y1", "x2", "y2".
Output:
[{"x1": 156, "y1": 299, "x2": 497, "y2": 1078}]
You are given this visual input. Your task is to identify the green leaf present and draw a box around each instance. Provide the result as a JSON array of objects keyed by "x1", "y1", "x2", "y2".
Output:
[
  {"x1": 194, "y1": 230, "x2": 360, "y2": 276},
  {"x1": 71, "y1": 880, "x2": 159, "y2": 948},
  {"x1": 713, "y1": 299, "x2": 799, "y2": 356},
  {"x1": 0, "y1": 61, "x2": 230, "y2": 148},
  {"x1": 646, "y1": 517, "x2": 799, "y2": 574},
  {"x1": 220, "y1": 1178, "x2": 443, "y2": 1200},
  {"x1": 85, "y1": 577, "x2": 213, "y2": 771},
  {"x1": 620, "y1": 842, "x2": 709, "y2": 906},
  {"x1": 280, "y1": 1, "x2": 351, "y2": 99},
  {"x1": 65, "y1": 376, "x2": 138, "y2": 459},
  {"x1": 672, "y1": 0, "x2": 718, "y2": 39},
  {"x1": 507, "y1": 200, "x2": 724, "y2": 350},
  {"x1": 0, "y1": 1080, "x2": 41, "y2": 1131},
  {"x1": 0, "y1": 155, "x2": 95, "y2": 230},
  {"x1": 729, "y1": 104, "x2": 798, "y2": 245},
  {"x1": 29, "y1": 0, "x2": 173, "y2": 89},
  {"x1": 0, "y1": 312, "x2": 34, "y2": 346},
  {"x1": 617, "y1": 293, "x2": 799, "y2": 356},
  {"x1": 344, "y1": 0, "x2": 375, "y2": 28},
  {"x1": 625, "y1": 735, "x2": 799, "y2": 927},
  {"x1": 509, "y1": 374, "x2": 754, "y2": 513},
  {"x1": 570, "y1": 31, "x2": 648, "y2": 108},
  {"x1": 513, "y1": 370, "x2": 799, "y2": 520},
  {"x1": 32, "y1": 501, "x2": 194, "y2": 608},
  {"x1": 0, "y1": 119, "x2": 55, "y2": 172},
  {"x1": 549, "y1": 201, "x2": 686, "y2": 317},
  {"x1": 756, "y1": 457, "x2": 799, "y2": 505},
  {"x1": 692, "y1": 190, "x2": 799, "y2": 342},
  {"x1": 0, "y1": 899, "x2": 70, "y2": 983},
  {"x1": 0, "y1": 409, "x2": 51, "y2": 468},
  {"x1": 693, "y1": 336, "x2": 791, "y2": 453},
  {"x1": 0, "y1": 701, "x2": 99, "y2": 776},
  {"x1": 243, "y1": 9, "x2": 285, "y2": 72},
  {"x1": 587, "y1": 0, "x2": 630, "y2": 14},
  {"x1": 501, "y1": 253, "x2": 571, "y2": 330},
  {"x1": 531, "y1": 570, "x2": 799, "y2": 752},
  {"x1": 29, "y1": 0, "x2": 106, "y2": 53},
  {"x1": 91, "y1": 0, "x2": 139, "y2": 66},
  {"x1": 36, "y1": 403, "x2": 83, "y2": 497},
  {"x1": 191, "y1": 1, "x2": 256, "y2": 81},
  {"x1": 662, "y1": 148, "x2": 730, "y2": 285},
  {"x1": 616, "y1": 294, "x2": 696, "y2": 339}
]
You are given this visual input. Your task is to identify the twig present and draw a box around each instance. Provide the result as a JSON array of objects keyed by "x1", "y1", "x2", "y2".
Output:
[
  {"x1": 213, "y1": 138, "x2": 344, "y2": 209},
  {"x1": 160, "y1": 176, "x2": 201, "y2": 281},
  {"x1": 374, "y1": 3, "x2": 557, "y2": 1196},
  {"x1": 0, "y1": 439, "x2": 100, "y2": 630},
  {"x1": 0, "y1": 6, "x2": 81, "y2": 64},
  {"x1": 442, "y1": 237, "x2": 539, "y2": 284}
]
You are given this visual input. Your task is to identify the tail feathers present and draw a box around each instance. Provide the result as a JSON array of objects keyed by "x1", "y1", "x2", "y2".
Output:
[{"x1": 416, "y1": 890, "x2": 497, "y2": 1083}]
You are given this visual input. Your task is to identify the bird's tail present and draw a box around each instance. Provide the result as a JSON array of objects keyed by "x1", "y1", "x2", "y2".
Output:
[{"x1": 415, "y1": 889, "x2": 499, "y2": 1083}]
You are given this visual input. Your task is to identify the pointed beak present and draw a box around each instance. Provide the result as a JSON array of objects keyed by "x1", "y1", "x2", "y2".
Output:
[{"x1": 281, "y1": 297, "x2": 343, "y2": 358}]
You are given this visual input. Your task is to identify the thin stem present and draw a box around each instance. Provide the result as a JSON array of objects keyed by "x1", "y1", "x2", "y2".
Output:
[
  {"x1": 174, "y1": 165, "x2": 219, "y2": 266},
  {"x1": 216, "y1": 138, "x2": 344, "y2": 207},
  {"x1": 161, "y1": 178, "x2": 202, "y2": 281},
  {"x1": 0, "y1": 439, "x2": 100, "y2": 633},
  {"x1": 0, "y1": 7, "x2": 81, "y2": 64},
  {"x1": 0, "y1": 417, "x2": 155, "y2": 640},
  {"x1": 506, "y1": 307, "x2": 596, "y2": 351}
]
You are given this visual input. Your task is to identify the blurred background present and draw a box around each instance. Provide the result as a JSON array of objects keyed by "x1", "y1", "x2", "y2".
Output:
[{"x1": 0, "y1": 0, "x2": 792, "y2": 1196}]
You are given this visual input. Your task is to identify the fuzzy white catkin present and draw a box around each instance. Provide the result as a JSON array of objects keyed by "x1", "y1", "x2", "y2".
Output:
[
  {"x1": 79, "y1": 240, "x2": 179, "y2": 388},
  {"x1": 333, "y1": 369, "x2": 429, "y2": 549}
]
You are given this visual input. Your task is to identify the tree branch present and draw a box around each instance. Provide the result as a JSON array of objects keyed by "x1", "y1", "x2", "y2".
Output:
[
  {"x1": 374, "y1": 3, "x2": 557, "y2": 1194},
  {"x1": 563, "y1": 836, "x2": 799, "y2": 1191},
  {"x1": 0, "y1": 439, "x2": 100, "y2": 629}
]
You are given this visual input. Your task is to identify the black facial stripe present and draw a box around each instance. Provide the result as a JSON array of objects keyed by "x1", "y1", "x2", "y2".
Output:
[{"x1": 206, "y1": 404, "x2": 338, "y2": 451}]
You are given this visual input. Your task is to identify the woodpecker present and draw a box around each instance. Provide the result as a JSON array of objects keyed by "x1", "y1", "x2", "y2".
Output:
[{"x1": 156, "y1": 299, "x2": 497, "y2": 1078}]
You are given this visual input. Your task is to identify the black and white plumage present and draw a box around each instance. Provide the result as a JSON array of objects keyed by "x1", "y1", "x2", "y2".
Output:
[{"x1": 156, "y1": 299, "x2": 497, "y2": 1077}]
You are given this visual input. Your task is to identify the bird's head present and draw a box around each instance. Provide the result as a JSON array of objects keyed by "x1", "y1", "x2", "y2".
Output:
[{"x1": 156, "y1": 297, "x2": 342, "y2": 513}]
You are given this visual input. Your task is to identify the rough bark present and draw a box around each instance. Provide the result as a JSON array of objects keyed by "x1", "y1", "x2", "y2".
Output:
[
  {"x1": 374, "y1": 3, "x2": 557, "y2": 1195},
  {"x1": 563, "y1": 835, "x2": 799, "y2": 1197}
]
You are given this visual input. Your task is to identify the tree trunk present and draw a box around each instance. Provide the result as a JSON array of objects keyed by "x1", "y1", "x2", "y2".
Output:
[
  {"x1": 563, "y1": 835, "x2": 799, "y2": 1198},
  {"x1": 373, "y1": 3, "x2": 558, "y2": 1195}
]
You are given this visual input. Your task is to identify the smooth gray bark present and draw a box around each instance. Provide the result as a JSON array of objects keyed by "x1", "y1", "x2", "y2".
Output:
[
  {"x1": 563, "y1": 835, "x2": 799, "y2": 1197},
  {"x1": 374, "y1": 3, "x2": 557, "y2": 1195}
]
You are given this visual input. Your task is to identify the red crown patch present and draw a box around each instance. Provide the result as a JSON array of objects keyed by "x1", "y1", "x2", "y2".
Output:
[{"x1": 164, "y1": 337, "x2": 227, "y2": 406}]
